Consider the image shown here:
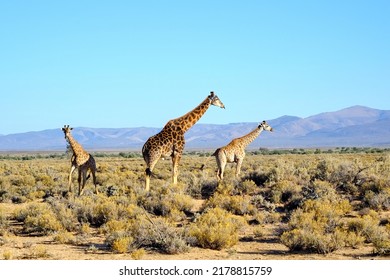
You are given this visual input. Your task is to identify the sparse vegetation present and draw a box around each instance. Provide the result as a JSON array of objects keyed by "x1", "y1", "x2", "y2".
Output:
[
  {"x1": 189, "y1": 207, "x2": 245, "y2": 250},
  {"x1": 0, "y1": 150, "x2": 389, "y2": 259}
]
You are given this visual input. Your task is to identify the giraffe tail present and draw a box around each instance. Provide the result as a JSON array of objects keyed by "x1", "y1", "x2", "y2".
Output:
[
  {"x1": 211, "y1": 148, "x2": 220, "y2": 157},
  {"x1": 145, "y1": 168, "x2": 159, "y2": 179},
  {"x1": 200, "y1": 149, "x2": 218, "y2": 170}
]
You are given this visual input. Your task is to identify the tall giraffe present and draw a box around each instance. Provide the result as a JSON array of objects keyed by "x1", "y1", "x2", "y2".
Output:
[
  {"x1": 62, "y1": 125, "x2": 98, "y2": 195},
  {"x1": 142, "y1": 91, "x2": 225, "y2": 191},
  {"x1": 213, "y1": 121, "x2": 273, "y2": 181}
]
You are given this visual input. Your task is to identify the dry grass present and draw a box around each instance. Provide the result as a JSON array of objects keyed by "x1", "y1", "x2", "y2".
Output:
[{"x1": 0, "y1": 151, "x2": 390, "y2": 259}]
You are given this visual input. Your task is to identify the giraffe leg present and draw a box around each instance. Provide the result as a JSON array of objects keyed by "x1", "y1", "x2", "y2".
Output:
[
  {"x1": 145, "y1": 161, "x2": 156, "y2": 192},
  {"x1": 216, "y1": 152, "x2": 227, "y2": 181},
  {"x1": 172, "y1": 153, "x2": 181, "y2": 185},
  {"x1": 77, "y1": 169, "x2": 83, "y2": 196},
  {"x1": 236, "y1": 158, "x2": 243, "y2": 178},
  {"x1": 80, "y1": 169, "x2": 88, "y2": 196},
  {"x1": 215, "y1": 157, "x2": 222, "y2": 181},
  {"x1": 219, "y1": 160, "x2": 227, "y2": 181},
  {"x1": 68, "y1": 165, "x2": 76, "y2": 193},
  {"x1": 91, "y1": 170, "x2": 98, "y2": 194}
]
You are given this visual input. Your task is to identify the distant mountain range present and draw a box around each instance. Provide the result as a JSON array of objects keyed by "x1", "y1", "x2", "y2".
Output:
[{"x1": 1, "y1": 106, "x2": 389, "y2": 151}]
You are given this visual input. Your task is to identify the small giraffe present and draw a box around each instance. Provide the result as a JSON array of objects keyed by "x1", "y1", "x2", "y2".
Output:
[
  {"x1": 62, "y1": 125, "x2": 98, "y2": 195},
  {"x1": 213, "y1": 121, "x2": 273, "y2": 181},
  {"x1": 142, "y1": 91, "x2": 225, "y2": 191}
]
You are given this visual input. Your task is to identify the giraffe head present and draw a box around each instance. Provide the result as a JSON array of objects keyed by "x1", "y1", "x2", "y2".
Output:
[
  {"x1": 62, "y1": 125, "x2": 73, "y2": 139},
  {"x1": 208, "y1": 91, "x2": 225, "y2": 109},
  {"x1": 259, "y1": 121, "x2": 273, "y2": 132}
]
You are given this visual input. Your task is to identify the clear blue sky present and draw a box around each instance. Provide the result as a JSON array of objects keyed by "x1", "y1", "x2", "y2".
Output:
[{"x1": 1, "y1": 0, "x2": 389, "y2": 135}]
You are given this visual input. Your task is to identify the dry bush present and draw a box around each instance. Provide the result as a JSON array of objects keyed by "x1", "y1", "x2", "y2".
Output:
[
  {"x1": 236, "y1": 179, "x2": 259, "y2": 195},
  {"x1": 141, "y1": 183, "x2": 193, "y2": 218},
  {"x1": 53, "y1": 231, "x2": 76, "y2": 244},
  {"x1": 347, "y1": 211, "x2": 384, "y2": 243},
  {"x1": 302, "y1": 180, "x2": 338, "y2": 201},
  {"x1": 69, "y1": 195, "x2": 129, "y2": 227},
  {"x1": 204, "y1": 192, "x2": 256, "y2": 216},
  {"x1": 13, "y1": 203, "x2": 63, "y2": 234},
  {"x1": 281, "y1": 198, "x2": 352, "y2": 254},
  {"x1": 2, "y1": 151, "x2": 390, "y2": 257},
  {"x1": 270, "y1": 179, "x2": 303, "y2": 205},
  {"x1": 347, "y1": 210, "x2": 390, "y2": 255},
  {"x1": 202, "y1": 181, "x2": 258, "y2": 215},
  {"x1": 189, "y1": 207, "x2": 245, "y2": 250},
  {"x1": 0, "y1": 206, "x2": 7, "y2": 235},
  {"x1": 131, "y1": 248, "x2": 146, "y2": 260},
  {"x1": 47, "y1": 198, "x2": 79, "y2": 231},
  {"x1": 27, "y1": 244, "x2": 50, "y2": 259},
  {"x1": 2, "y1": 250, "x2": 12, "y2": 260},
  {"x1": 363, "y1": 190, "x2": 390, "y2": 211},
  {"x1": 105, "y1": 214, "x2": 189, "y2": 254},
  {"x1": 112, "y1": 236, "x2": 133, "y2": 254},
  {"x1": 372, "y1": 221, "x2": 390, "y2": 256}
]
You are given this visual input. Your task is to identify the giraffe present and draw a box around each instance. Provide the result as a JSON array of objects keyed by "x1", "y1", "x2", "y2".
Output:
[
  {"x1": 142, "y1": 91, "x2": 225, "y2": 191},
  {"x1": 212, "y1": 121, "x2": 273, "y2": 181},
  {"x1": 62, "y1": 125, "x2": 98, "y2": 195}
]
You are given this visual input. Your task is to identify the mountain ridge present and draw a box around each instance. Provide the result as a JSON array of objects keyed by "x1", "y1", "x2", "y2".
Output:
[{"x1": 1, "y1": 106, "x2": 389, "y2": 151}]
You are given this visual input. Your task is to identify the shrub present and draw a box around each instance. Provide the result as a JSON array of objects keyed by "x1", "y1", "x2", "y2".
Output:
[
  {"x1": 250, "y1": 195, "x2": 276, "y2": 211},
  {"x1": 3, "y1": 250, "x2": 12, "y2": 260},
  {"x1": 280, "y1": 199, "x2": 352, "y2": 254},
  {"x1": 302, "y1": 180, "x2": 338, "y2": 202},
  {"x1": 281, "y1": 228, "x2": 347, "y2": 254},
  {"x1": 270, "y1": 179, "x2": 302, "y2": 204},
  {"x1": 0, "y1": 206, "x2": 7, "y2": 234},
  {"x1": 105, "y1": 215, "x2": 189, "y2": 255},
  {"x1": 28, "y1": 244, "x2": 50, "y2": 259},
  {"x1": 131, "y1": 248, "x2": 146, "y2": 260},
  {"x1": 71, "y1": 196, "x2": 123, "y2": 227},
  {"x1": 47, "y1": 198, "x2": 79, "y2": 231},
  {"x1": 112, "y1": 236, "x2": 133, "y2": 254},
  {"x1": 106, "y1": 231, "x2": 134, "y2": 254},
  {"x1": 13, "y1": 203, "x2": 63, "y2": 234},
  {"x1": 189, "y1": 207, "x2": 245, "y2": 250},
  {"x1": 134, "y1": 216, "x2": 189, "y2": 254},
  {"x1": 142, "y1": 185, "x2": 193, "y2": 217},
  {"x1": 347, "y1": 212, "x2": 385, "y2": 243},
  {"x1": 363, "y1": 190, "x2": 390, "y2": 211},
  {"x1": 373, "y1": 237, "x2": 390, "y2": 255},
  {"x1": 235, "y1": 179, "x2": 258, "y2": 195},
  {"x1": 204, "y1": 193, "x2": 256, "y2": 215},
  {"x1": 53, "y1": 231, "x2": 76, "y2": 244}
]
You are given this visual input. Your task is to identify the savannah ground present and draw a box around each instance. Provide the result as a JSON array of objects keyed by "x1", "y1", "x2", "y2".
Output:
[{"x1": 0, "y1": 149, "x2": 390, "y2": 260}]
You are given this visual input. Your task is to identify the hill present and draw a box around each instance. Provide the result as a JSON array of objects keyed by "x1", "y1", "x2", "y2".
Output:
[{"x1": 0, "y1": 106, "x2": 389, "y2": 151}]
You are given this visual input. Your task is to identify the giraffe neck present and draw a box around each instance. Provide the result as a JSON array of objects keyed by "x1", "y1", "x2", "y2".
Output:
[
  {"x1": 237, "y1": 127, "x2": 264, "y2": 148},
  {"x1": 169, "y1": 96, "x2": 211, "y2": 133},
  {"x1": 66, "y1": 134, "x2": 88, "y2": 156}
]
